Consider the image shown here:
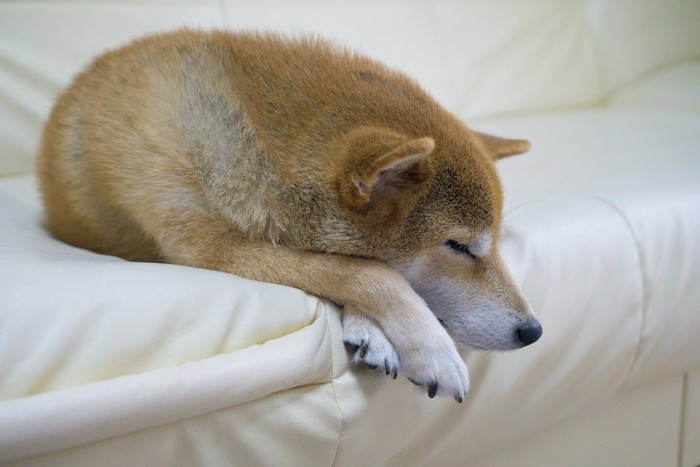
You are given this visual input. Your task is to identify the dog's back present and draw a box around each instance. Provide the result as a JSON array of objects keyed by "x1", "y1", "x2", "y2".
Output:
[{"x1": 38, "y1": 30, "x2": 457, "y2": 258}]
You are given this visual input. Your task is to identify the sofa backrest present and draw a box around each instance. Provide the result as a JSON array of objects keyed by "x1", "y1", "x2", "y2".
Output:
[{"x1": 1, "y1": 0, "x2": 698, "y2": 177}]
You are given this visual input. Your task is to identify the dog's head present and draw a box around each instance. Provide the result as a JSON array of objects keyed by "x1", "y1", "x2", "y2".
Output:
[{"x1": 333, "y1": 125, "x2": 542, "y2": 351}]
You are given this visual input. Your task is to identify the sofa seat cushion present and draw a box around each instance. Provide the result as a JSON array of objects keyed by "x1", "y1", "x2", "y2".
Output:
[{"x1": 0, "y1": 177, "x2": 330, "y2": 401}]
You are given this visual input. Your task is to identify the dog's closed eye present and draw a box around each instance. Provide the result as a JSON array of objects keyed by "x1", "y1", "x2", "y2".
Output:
[{"x1": 445, "y1": 240, "x2": 477, "y2": 260}]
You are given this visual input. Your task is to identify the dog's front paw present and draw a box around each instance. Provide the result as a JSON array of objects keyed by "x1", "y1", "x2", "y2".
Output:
[
  {"x1": 379, "y1": 308, "x2": 469, "y2": 403},
  {"x1": 342, "y1": 307, "x2": 399, "y2": 378},
  {"x1": 400, "y1": 339, "x2": 470, "y2": 403}
]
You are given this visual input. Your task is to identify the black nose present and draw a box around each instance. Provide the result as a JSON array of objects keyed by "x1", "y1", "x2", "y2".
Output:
[{"x1": 516, "y1": 322, "x2": 543, "y2": 346}]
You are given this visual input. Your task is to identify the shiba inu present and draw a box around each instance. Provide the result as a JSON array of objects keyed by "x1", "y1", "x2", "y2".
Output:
[{"x1": 37, "y1": 30, "x2": 542, "y2": 402}]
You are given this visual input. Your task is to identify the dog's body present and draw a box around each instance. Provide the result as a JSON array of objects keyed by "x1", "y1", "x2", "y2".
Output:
[{"x1": 37, "y1": 30, "x2": 541, "y2": 401}]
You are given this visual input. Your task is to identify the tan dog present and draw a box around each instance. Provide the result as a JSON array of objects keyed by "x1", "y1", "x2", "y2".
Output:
[{"x1": 37, "y1": 30, "x2": 541, "y2": 402}]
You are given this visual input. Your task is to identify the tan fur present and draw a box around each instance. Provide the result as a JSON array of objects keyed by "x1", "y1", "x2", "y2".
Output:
[{"x1": 37, "y1": 30, "x2": 540, "y2": 401}]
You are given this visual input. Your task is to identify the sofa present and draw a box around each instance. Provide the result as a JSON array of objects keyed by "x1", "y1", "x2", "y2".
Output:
[{"x1": 1, "y1": 1, "x2": 699, "y2": 465}]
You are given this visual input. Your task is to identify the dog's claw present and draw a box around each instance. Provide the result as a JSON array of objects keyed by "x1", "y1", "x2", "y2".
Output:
[
  {"x1": 344, "y1": 341, "x2": 360, "y2": 353},
  {"x1": 359, "y1": 340, "x2": 369, "y2": 359},
  {"x1": 376, "y1": 356, "x2": 399, "y2": 378},
  {"x1": 384, "y1": 359, "x2": 399, "y2": 378},
  {"x1": 428, "y1": 382, "x2": 438, "y2": 398},
  {"x1": 454, "y1": 393, "x2": 463, "y2": 403}
]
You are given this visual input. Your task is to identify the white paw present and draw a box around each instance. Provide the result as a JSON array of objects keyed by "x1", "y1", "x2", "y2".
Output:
[
  {"x1": 398, "y1": 334, "x2": 470, "y2": 403},
  {"x1": 377, "y1": 296, "x2": 470, "y2": 403},
  {"x1": 342, "y1": 307, "x2": 400, "y2": 378}
]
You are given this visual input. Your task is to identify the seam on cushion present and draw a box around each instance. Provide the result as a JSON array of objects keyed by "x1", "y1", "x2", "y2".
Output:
[
  {"x1": 578, "y1": 193, "x2": 648, "y2": 396},
  {"x1": 321, "y1": 300, "x2": 346, "y2": 467}
]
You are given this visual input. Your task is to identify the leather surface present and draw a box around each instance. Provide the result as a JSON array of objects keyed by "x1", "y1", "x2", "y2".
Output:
[{"x1": 1, "y1": 1, "x2": 699, "y2": 465}]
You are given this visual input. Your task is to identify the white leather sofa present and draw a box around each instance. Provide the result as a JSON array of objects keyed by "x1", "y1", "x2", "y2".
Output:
[{"x1": 1, "y1": 1, "x2": 699, "y2": 466}]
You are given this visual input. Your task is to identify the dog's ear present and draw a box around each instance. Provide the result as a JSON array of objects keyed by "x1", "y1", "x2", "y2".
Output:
[
  {"x1": 338, "y1": 127, "x2": 435, "y2": 212},
  {"x1": 474, "y1": 131, "x2": 530, "y2": 160}
]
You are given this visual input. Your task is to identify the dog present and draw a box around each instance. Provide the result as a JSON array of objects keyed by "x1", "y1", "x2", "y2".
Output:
[{"x1": 37, "y1": 30, "x2": 542, "y2": 402}]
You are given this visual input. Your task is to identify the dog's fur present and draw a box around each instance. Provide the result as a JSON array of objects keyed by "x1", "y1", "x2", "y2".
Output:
[{"x1": 37, "y1": 30, "x2": 541, "y2": 402}]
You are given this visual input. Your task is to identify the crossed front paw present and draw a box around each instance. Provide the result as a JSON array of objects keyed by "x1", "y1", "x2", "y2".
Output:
[
  {"x1": 342, "y1": 306, "x2": 468, "y2": 403},
  {"x1": 400, "y1": 347, "x2": 469, "y2": 403}
]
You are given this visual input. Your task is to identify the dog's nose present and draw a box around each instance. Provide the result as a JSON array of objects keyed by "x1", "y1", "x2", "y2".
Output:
[{"x1": 516, "y1": 322, "x2": 543, "y2": 346}]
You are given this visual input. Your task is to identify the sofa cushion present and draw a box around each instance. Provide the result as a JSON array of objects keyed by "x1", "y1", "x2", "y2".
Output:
[{"x1": 0, "y1": 177, "x2": 328, "y2": 401}]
